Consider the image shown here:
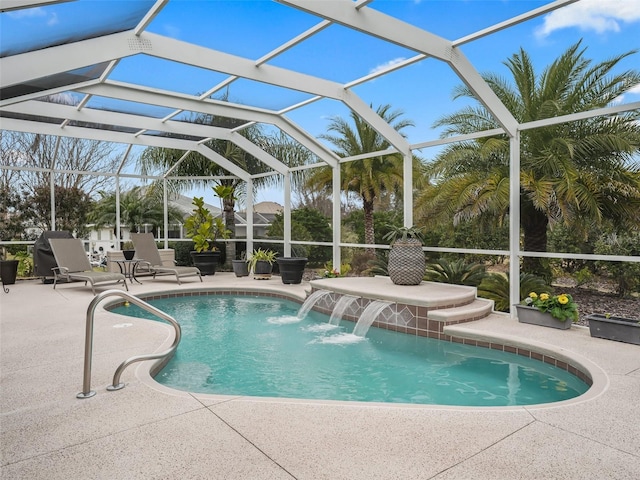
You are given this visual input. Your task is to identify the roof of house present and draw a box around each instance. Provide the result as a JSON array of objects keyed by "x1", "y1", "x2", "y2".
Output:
[{"x1": 171, "y1": 195, "x2": 221, "y2": 218}]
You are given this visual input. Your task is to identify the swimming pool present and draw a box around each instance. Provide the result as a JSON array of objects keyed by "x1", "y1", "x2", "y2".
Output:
[{"x1": 113, "y1": 294, "x2": 589, "y2": 406}]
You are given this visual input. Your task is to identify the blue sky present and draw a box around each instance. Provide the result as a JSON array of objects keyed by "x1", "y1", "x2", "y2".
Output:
[
  {"x1": 144, "y1": 0, "x2": 640, "y2": 146},
  {"x1": 3, "y1": 0, "x2": 640, "y2": 205}
]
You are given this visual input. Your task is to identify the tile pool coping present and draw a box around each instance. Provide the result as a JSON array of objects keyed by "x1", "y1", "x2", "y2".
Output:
[{"x1": 107, "y1": 286, "x2": 602, "y2": 407}]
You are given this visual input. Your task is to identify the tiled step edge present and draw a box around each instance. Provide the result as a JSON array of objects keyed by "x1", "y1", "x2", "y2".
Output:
[{"x1": 427, "y1": 298, "x2": 494, "y2": 322}]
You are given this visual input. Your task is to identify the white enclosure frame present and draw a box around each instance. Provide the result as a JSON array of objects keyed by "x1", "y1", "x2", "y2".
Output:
[{"x1": 1, "y1": 0, "x2": 639, "y2": 313}]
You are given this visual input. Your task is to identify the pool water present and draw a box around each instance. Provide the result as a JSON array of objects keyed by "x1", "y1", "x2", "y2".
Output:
[{"x1": 113, "y1": 295, "x2": 589, "y2": 406}]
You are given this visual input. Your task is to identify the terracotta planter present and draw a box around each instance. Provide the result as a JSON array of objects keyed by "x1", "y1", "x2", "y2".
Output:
[
  {"x1": 276, "y1": 257, "x2": 308, "y2": 285},
  {"x1": 587, "y1": 314, "x2": 640, "y2": 345},
  {"x1": 515, "y1": 304, "x2": 572, "y2": 330}
]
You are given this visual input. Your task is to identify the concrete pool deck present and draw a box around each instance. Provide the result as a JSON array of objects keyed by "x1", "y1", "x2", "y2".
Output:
[{"x1": 1, "y1": 274, "x2": 639, "y2": 479}]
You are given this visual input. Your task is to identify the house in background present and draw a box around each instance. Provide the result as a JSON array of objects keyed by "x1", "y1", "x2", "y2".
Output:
[
  {"x1": 86, "y1": 196, "x2": 283, "y2": 254},
  {"x1": 236, "y1": 201, "x2": 283, "y2": 238}
]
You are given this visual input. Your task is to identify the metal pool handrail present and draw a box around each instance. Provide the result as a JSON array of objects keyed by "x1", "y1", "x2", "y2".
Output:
[{"x1": 77, "y1": 289, "x2": 181, "y2": 399}]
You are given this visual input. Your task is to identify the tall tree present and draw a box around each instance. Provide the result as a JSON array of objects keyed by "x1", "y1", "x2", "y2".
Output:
[
  {"x1": 88, "y1": 187, "x2": 183, "y2": 247},
  {"x1": 306, "y1": 104, "x2": 416, "y2": 255},
  {"x1": 0, "y1": 131, "x2": 119, "y2": 197},
  {"x1": 418, "y1": 41, "x2": 640, "y2": 278},
  {"x1": 22, "y1": 185, "x2": 94, "y2": 237},
  {"x1": 138, "y1": 109, "x2": 271, "y2": 266}
]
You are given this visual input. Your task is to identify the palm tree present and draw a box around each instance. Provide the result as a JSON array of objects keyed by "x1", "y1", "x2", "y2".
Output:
[
  {"x1": 89, "y1": 187, "x2": 183, "y2": 247},
  {"x1": 139, "y1": 109, "x2": 272, "y2": 265},
  {"x1": 418, "y1": 40, "x2": 640, "y2": 278},
  {"x1": 306, "y1": 104, "x2": 416, "y2": 255}
]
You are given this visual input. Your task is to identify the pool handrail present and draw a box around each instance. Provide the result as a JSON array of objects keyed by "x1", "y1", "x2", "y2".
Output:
[{"x1": 77, "y1": 289, "x2": 181, "y2": 399}]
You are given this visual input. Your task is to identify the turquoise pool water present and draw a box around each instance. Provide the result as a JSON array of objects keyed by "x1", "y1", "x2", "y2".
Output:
[{"x1": 113, "y1": 294, "x2": 589, "y2": 406}]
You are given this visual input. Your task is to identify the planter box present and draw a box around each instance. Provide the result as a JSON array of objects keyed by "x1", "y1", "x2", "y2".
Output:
[
  {"x1": 587, "y1": 314, "x2": 640, "y2": 345},
  {"x1": 515, "y1": 304, "x2": 572, "y2": 330}
]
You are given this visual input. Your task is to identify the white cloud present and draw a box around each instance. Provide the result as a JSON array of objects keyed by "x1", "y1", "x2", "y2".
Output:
[
  {"x1": 368, "y1": 57, "x2": 407, "y2": 76},
  {"x1": 47, "y1": 12, "x2": 58, "y2": 26},
  {"x1": 163, "y1": 24, "x2": 181, "y2": 39},
  {"x1": 7, "y1": 6, "x2": 57, "y2": 26},
  {"x1": 536, "y1": 0, "x2": 640, "y2": 38},
  {"x1": 612, "y1": 83, "x2": 640, "y2": 104},
  {"x1": 6, "y1": 7, "x2": 46, "y2": 19}
]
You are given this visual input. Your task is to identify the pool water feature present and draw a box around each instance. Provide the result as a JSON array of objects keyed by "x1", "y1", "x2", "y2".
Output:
[{"x1": 113, "y1": 294, "x2": 589, "y2": 406}]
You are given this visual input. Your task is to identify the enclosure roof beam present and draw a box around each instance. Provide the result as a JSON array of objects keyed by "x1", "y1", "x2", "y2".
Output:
[
  {"x1": 134, "y1": 0, "x2": 169, "y2": 36},
  {"x1": 227, "y1": 132, "x2": 288, "y2": 176},
  {"x1": 0, "y1": 0, "x2": 70, "y2": 12},
  {"x1": 279, "y1": 0, "x2": 518, "y2": 136},
  {"x1": 1, "y1": 31, "x2": 138, "y2": 88},
  {"x1": 142, "y1": 32, "x2": 349, "y2": 101},
  {"x1": 5, "y1": 99, "x2": 292, "y2": 175},
  {"x1": 76, "y1": 82, "x2": 341, "y2": 167},
  {"x1": 2, "y1": 117, "x2": 250, "y2": 180}
]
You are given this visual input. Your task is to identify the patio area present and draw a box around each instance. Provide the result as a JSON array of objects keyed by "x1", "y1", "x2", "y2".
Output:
[{"x1": 1, "y1": 274, "x2": 639, "y2": 479}]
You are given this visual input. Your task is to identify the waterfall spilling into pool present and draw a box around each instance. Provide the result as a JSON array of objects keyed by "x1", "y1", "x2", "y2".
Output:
[
  {"x1": 298, "y1": 292, "x2": 392, "y2": 338},
  {"x1": 352, "y1": 300, "x2": 393, "y2": 337},
  {"x1": 297, "y1": 289, "x2": 331, "y2": 320},
  {"x1": 112, "y1": 293, "x2": 590, "y2": 406},
  {"x1": 329, "y1": 294, "x2": 358, "y2": 326}
]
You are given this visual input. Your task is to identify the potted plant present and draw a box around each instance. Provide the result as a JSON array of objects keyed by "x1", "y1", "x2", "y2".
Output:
[
  {"x1": 383, "y1": 225, "x2": 425, "y2": 286},
  {"x1": 323, "y1": 261, "x2": 351, "y2": 278},
  {"x1": 0, "y1": 247, "x2": 19, "y2": 293},
  {"x1": 121, "y1": 241, "x2": 135, "y2": 260},
  {"x1": 232, "y1": 251, "x2": 250, "y2": 277},
  {"x1": 515, "y1": 292, "x2": 578, "y2": 330},
  {"x1": 248, "y1": 248, "x2": 277, "y2": 280},
  {"x1": 184, "y1": 197, "x2": 230, "y2": 276},
  {"x1": 586, "y1": 313, "x2": 640, "y2": 345},
  {"x1": 276, "y1": 256, "x2": 308, "y2": 284}
]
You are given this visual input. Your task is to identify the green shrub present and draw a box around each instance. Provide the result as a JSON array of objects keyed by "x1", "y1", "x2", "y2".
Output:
[
  {"x1": 14, "y1": 251, "x2": 33, "y2": 277},
  {"x1": 572, "y1": 267, "x2": 593, "y2": 287},
  {"x1": 594, "y1": 232, "x2": 640, "y2": 297},
  {"x1": 477, "y1": 272, "x2": 548, "y2": 312},
  {"x1": 168, "y1": 241, "x2": 195, "y2": 266},
  {"x1": 424, "y1": 258, "x2": 487, "y2": 287}
]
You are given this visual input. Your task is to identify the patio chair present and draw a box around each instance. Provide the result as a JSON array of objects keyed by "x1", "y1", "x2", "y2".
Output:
[
  {"x1": 130, "y1": 233, "x2": 202, "y2": 285},
  {"x1": 49, "y1": 238, "x2": 128, "y2": 295}
]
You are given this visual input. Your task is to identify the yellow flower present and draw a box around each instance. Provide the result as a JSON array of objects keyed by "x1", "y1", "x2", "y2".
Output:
[
  {"x1": 529, "y1": 292, "x2": 538, "y2": 300},
  {"x1": 557, "y1": 294, "x2": 569, "y2": 305},
  {"x1": 540, "y1": 293, "x2": 550, "y2": 301}
]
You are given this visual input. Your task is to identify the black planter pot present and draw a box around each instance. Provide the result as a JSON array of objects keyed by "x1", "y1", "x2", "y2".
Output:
[
  {"x1": 253, "y1": 260, "x2": 273, "y2": 280},
  {"x1": 276, "y1": 257, "x2": 308, "y2": 285},
  {"x1": 232, "y1": 259, "x2": 249, "y2": 277},
  {"x1": 190, "y1": 251, "x2": 221, "y2": 276},
  {"x1": 587, "y1": 314, "x2": 640, "y2": 345},
  {"x1": 1, "y1": 260, "x2": 19, "y2": 291},
  {"x1": 123, "y1": 250, "x2": 136, "y2": 260}
]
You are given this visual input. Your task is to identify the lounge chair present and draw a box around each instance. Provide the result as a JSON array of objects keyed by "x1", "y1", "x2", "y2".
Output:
[
  {"x1": 49, "y1": 238, "x2": 128, "y2": 294},
  {"x1": 130, "y1": 233, "x2": 202, "y2": 285}
]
